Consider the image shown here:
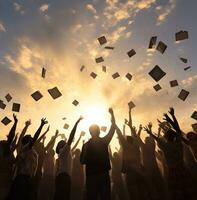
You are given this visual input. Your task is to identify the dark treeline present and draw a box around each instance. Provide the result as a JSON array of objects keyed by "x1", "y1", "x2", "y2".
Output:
[{"x1": 0, "y1": 106, "x2": 197, "y2": 200}]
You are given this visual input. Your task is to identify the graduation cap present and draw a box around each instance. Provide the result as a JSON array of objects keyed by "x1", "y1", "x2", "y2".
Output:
[
  {"x1": 12, "y1": 103, "x2": 20, "y2": 112},
  {"x1": 148, "y1": 36, "x2": 157, "y2": 49},
  {"x1": 31, "y1": 91, "x2": 43, "y2": 101},
  {"x1": 63, "y1": 123, "x2": 69, "y2": 129},
  {"x1": 125, "y1": 73, "x2": 132, "y2": 81},
  {"x1": 148, "y1": 65, "x2": 166, "y2": 82},
  {"x1": 0, "y1": 101, "x2": 6, "y2": 110},
  {"x1": 175, "y1": 31, "x2": 189, "y2": 41},
  {"x1": 72, "y1": 100, "x2": 79, "y2": 106},
  {"x1": 153, "y1": 84, "x2": 162, "y2": 91},
  {"x1": 42, "y1": 67, "x2": 46, "y2": 78},
  {"x1": 95, "y1": 57, "x2": 104, "y2": 63},
  {"x1": 192, "y1": 123, "x2": 197, "y2": 133},
  {"x1": 184, "y1": 66, "x2": 191, "y2": 71},
  {"x1": 112, "y1": 72, "x2": 120, "y2": 79},
  {"x1": 191, "y1": 111, "x2": 197, "y2": 120},
  {"x1": 5, "y1": 94, "x2": 12, "y2": 102},
  {"x1": 102, "y1": 66, "x2": 106, "y2": 72},
  {"x1": 90, "y1": 72, "x2": 97, "y2": 79},
  {"x1": 98, "y1": 36, "x2": 107, "y2": 45},
  {"x1": 105, "y1": 46, "x2": 114, "y2": 50},
  {"x1": 128, "y1": 101, "x2": 135, "y2": 109},
  {"x1": 101, "y1": 126, "x2": 107, "y2": 132},
  {"x1": 1, "y1": 117, "x2": 12, "y2": 126},
  {"x1": 170, "y1": 80, "x2": 178, "y2": 87},
  {"x1": 48, "y1": 87, "x2": 62, "y2": 99},
  {"x1": 80, "y1": 65, "x2": 85, "y2": 72},
  {"x1": 156, "y1": 41, "x2": 167, "y2": 54},
  {"x1": 127, "y1": 49, "x2": 136, "y2": 58},
  {"x1": 180, "y1": 58, "x2": 188, "y2": 63},
  {"x1": 178, "y1": 89, "x2": 189, "y2": 101}
]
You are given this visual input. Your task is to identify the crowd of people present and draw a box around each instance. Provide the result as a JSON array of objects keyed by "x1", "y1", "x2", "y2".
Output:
[{"x1": 0, "y1": 106, "x2": 197, "y2": 200}]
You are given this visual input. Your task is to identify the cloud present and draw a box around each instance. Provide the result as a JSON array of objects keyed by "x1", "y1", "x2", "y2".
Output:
[
  {"x1": 13, "y1": 2, "x2": 25, "y2": 15},
  {"x1": 156, "y1": 0, "x2": 177, "y2": 25},
  {"x1": 107, "y1": 26, "x2": 126, "y2": 44},
  {"x1": 39, "y1": 4, "x2": 50, "y2": 12},
  {"x1": 0, "y1": 22, "x2": 6, "y2": 32},
  {"x1": 103, "y1": 0, "x2": 156, "y2": 27},
  {"x1": 86, "y1": 4, "x2": 97, "y2": 14},
  {"x1": 182, "y1": 75, "x2": 197, "y2": 87}
]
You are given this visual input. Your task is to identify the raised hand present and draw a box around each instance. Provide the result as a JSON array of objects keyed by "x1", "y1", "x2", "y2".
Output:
[
  {"x1": 13, "y1": 114, "x2": 18, "y2": 123},
  {"x1": 55, "y1": 129, "x2": 59, "y2": 136},
  {"x1": 148, "y1": 122, "x2": 152, "y2": 130},
  {"x1": 25, "y1": 119, "x2": 31, "y2": 126},
  {"x1": 169, "y1": 107, "x2": 175, "y2": 116},
  {"x1": 163, "y1": 113, "x2": 171, "y2": 122},
  {"x1": 143, "y1": 125, "x2": 152, "y2": 134},
  {"x1": 109, "y1": 108, "x2": 115, "y2": 124},
  {"x1": 77, "y1": 116, "x2": 83, "y2": 124},
  {"x1": 41, "y1": 118, "x2": 48, "y2": 126},
  {"x1": 80, "y1": 131, "x2": 85, "y2": 137}
]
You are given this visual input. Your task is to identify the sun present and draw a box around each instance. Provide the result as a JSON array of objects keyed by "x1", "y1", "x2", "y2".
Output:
[{"x1": 80, "y1": 103, "x2": 110, "y2": 133}]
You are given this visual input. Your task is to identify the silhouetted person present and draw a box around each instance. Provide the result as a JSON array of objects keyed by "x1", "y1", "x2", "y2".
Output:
[
  {"x1": 80, "y1": 108, "x2": 115, "y2": 200},
  {"x1": 71, "y1": 131, "x2": 85, "y2": 200},
  {"x1": 144, "y1": 108, "x2": 195, "y2": 200},
  {"x1": 7, "y1": 118, "x2": 48, "y2": 200},
  {"x1": 0, "y1": 114, "x2": 18, "y2": 200},
  {"x1": 54, "y1": 116, "x2": 83, "y2": 200},
  {"x1": 38, "y1": 130, "x2": 59, "y2": 200},
  {"x1": 109, "y1": 147, "x2": 129, "y2": 200},
  {"x1": 138, "y1": 123, "x2": 166, "y2": 200},
  {"x1": 32, "y1": 125, "x2": 50, "y2": 200},
  {"x1": 71, "y1": 149, "x2": 85, "y2": 200}
]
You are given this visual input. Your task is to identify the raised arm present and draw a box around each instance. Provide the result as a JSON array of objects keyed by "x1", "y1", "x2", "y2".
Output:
[
  {"x1": 45, "y1": 130, "x2": 59, "y2": 152},
  {"x1": 7, "y1": 114, "x2": 18, "y2": 147},
  {"x1": 36, "y1": 125, "x2": 50, "y2": 144},
  {"x1": 103, "y1": 108, "x2": 116, "y2": 144},
  {"x1": 116, "y1": 124, "x2": 126, "y2": 147},
  {"x1": 136, "y1": 124, "x2": 144, "y2": 146},
  {"x1": 123, "y1": 122, "x2": 126, "y2": 138},
  {"x1": 144, "y1": 125, "x2": 159, "y2": 141},
  {"x1": 17, "y1": 119, "x2": 31, "y2": 153},
  {"x1": 29, "y1": 118, "x2": 48, "y2": 149},
  {"x1": 67, "y1": 116, "x2": 83, "y2": 146},
  {"x1": 11, "y1": 133, "x2": 18, "y2": 153},
  {"x1": 72, "y1": 131, "x2": 85, "y2": 152},
  {"x1": 126, "y1": 107, "x2": 138, "y2": 137},
  {"x1": 168, "y1": 107, "x2": 181, "y2": 133}
]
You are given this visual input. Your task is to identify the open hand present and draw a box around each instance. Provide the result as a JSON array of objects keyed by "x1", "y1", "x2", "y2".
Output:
[{"x1": 41, "y1": 118, "x2": 48, "y2": 126}]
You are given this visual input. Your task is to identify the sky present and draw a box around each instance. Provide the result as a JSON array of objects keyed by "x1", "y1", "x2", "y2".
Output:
[{"x1": 0, "y1": 0, "x2": 196, "y2": 144}]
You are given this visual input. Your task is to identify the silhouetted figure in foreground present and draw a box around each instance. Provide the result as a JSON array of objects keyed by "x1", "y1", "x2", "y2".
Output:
[
  {"x1": 0, "y1": 115, "x2": 18, "y2": 200},
  {"x1": 54, "y1": 117, "x2": 83, "y2": 200},
  {"x1": 7, "y1": 118, "x2": 48, "y2": 200},
  {"x1": 80, "y1": 108, "x2": 115, "y2": 200},
  {"x1": 144, "y1": 108, "x2": 195, "y2": 200}
]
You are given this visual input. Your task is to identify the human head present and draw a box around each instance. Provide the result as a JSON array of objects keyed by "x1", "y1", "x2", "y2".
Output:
[
  {"x1": 89, "y1": 124, "x2": 100, "y2": 138},
  {"x1": 56, "y1": 140, "x2": 66, "y2": 154},
  {"x1": 186, "y1": 132, "x2": 196, "y2": 141},
  {"x1": 126, "y1": 136, "x2": 134, "y2": 144},
  {"x1": 164, "y1": 129, "x2": 176, "y2": 142},
  {"x1": 21, "y1": 135, "x2": 32, "y2": 146}
]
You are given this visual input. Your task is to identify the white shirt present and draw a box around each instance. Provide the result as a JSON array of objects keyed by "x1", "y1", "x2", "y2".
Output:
[{"x1": 55, "y1": 145, "x2": 72, "y2": 176}]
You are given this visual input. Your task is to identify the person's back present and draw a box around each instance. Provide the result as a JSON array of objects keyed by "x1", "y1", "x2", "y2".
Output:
[
  {"x1": 80, "y1": 108, "x2": 116, "y2": 200},
  {"x1": 83, "y1": 137, "x2": 110, "y2": 176}
]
